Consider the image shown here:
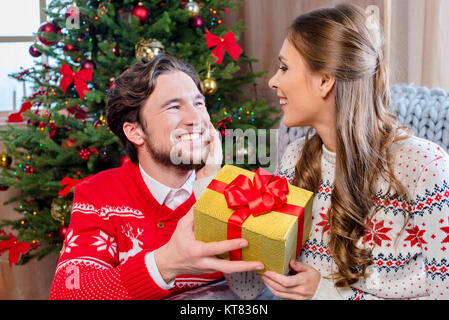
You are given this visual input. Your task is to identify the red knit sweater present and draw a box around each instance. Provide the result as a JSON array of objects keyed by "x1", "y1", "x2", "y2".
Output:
[{"x1": 49, "y1": 160, "x2": 223, "y2": 300}]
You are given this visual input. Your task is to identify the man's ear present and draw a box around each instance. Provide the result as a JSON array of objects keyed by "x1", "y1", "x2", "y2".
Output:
[
  {"x1": 319, "y1": 73, "x2": 335, "y2": 99},
  {"x1": 123, "y1": 122, "x2": 145, "y2": 147}
]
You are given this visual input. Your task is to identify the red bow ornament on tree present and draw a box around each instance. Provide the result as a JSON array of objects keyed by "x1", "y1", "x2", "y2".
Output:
[
  {"x1": 59, "y1": 64, "x2": 93, "y2": 100},
  {"x1": 206, "y1": 31, "x2": 242, "y2": 64},
  {"x1": 7, "y1": 101, "x2": 33, "y2": 123},
  {"x1": 59, "y1": 175, "x2": 93, "y2": 196},
  {"x1": 0, "y1": 235, "x2": 31, "y2": 267}
]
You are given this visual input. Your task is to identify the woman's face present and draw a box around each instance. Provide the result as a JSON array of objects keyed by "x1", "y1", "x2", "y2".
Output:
[{"x1": 268, "y1": 39, "x2": 326, "y2": 128}]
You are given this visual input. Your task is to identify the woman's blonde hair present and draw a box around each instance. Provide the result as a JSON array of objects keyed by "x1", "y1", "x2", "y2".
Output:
[{"x1": 288, "y1": 4, "x2": 413, "y2": 287}]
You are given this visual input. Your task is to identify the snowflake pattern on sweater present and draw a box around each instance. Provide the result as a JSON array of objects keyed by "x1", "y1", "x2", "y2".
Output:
[{"x1": 277, "y1": 135, "x2": 449, "y2": 299}]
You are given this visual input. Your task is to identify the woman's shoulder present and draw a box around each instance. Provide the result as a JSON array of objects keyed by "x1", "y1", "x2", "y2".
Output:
[
  {"x1": 391, "y1": 134, "x2": 449, "y2": 165},
  {"x1": 389, "y1": 134, "x2": 449, "y2": 193},
  {"x1": 276, "y1": 137, "x2": 306, "y2": 181}
]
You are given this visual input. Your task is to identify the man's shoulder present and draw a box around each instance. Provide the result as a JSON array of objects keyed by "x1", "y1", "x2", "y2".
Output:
[
  {"x1": 76, "y1": 161, "x2": 136, "y2": 194},
  {"x1": 71, "y1": 161, "x2": 147, "y2": 221}
]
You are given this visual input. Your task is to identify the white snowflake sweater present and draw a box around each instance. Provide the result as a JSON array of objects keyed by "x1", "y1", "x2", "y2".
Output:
[{"x1": 226, "y1": 134, "x2": 449, "y2": 300}]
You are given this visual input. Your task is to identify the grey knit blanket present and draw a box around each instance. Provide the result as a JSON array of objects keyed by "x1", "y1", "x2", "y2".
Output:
[{"x1": 277, "y1": 84, "x2": 449, "y2": 164}]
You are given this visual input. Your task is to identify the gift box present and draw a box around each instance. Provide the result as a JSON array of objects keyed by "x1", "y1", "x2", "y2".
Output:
[{"x1": 193, "y1": 165, "x2": 314, "y2": 275}]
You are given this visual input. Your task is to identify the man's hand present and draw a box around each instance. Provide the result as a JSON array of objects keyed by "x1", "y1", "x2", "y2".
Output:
[
  {"x1": 260, "y1": 260, "x2": 321, "y2": 300},
  {"x1": 154, "y1": 208, "x2": 264, "y2": 283},
  {"x1": 196, "y1": 122, "x2": 223, "y2": 180}
]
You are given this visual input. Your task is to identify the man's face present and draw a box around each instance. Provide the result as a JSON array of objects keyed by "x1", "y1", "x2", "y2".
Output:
[{"x1": 139, "y1": 71, "x2": 211, "y2": 170}]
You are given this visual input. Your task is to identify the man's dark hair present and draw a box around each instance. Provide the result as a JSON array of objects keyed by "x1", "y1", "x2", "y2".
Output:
[{"x1": 106, "y1": 54, "x2": 204, "y2": 164}]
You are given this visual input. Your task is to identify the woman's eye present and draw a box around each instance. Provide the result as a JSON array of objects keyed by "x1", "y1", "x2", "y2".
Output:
[
  {"x1": 279, "y1": 65, "x2": 288, "y2": 72},
  {"x1": 195, "y1": 101, "x2": 205, "y2": 107}
]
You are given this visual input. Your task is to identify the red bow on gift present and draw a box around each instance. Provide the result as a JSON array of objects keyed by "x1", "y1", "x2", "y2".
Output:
[
  {"x1": 59, "y1": 64, "x2": 93, "y2": 100},
  {"x1": 206, "y1": 31, "x2": 242, "y2": 64},
  {"x1": 7, "y1": 101, "x2": 33, "y2": 123},
  {"x1": 59, "y1": 175, "x2": 93, "y2": 197},
  {"x1": 214, "y1": 168, "x2": 291, "y2": 261},
  {"x1": 224, "y1": 168, "x2": 289, "y2": 217},
  {"x1": 208, "y1": 167, "x2": 306, "y2": 261},
  {"x1": 0, "y1": 235, "x2": 31, "y2": 267}
]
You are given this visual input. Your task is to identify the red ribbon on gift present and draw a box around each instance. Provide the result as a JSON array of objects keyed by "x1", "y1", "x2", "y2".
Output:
[
  {"x1": 59, "y1": 175, "x2": 93, "y2": 196},
  {"x1": 59, "y1": 64, "x2": 93, "y2": 100},
  {"x1": 207, "y1": 168, "x2": 305, "y2": 261},
  {"x1": 206, "y1": 31, "x2": 242, "y2": 64}
]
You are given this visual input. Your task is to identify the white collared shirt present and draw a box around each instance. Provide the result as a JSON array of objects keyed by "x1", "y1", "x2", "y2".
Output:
[
  {"x1": 139, "y1": 164, "x2": 195, "y2": 210},
  {"x1": 138, "y1": 164, "x2": 196, "y2": 290}
]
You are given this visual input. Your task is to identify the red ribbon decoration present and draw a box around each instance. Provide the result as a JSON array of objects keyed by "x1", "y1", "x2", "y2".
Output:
[
  {"x1": 0, "y1": 235, "x2": 31, "y2": 267},
  {"x1": 59, "y1": 64, "x2": 93, "y2": 100},
  {"x1": 206, "y1": 31, "x2": 242, "y2": 64},
  {"x1": 7, "y1": 101, "x2": 33, "y2": 123},
  {"x1": 59, "y1": 175, "x2": 93, "y2": 197},
  {"x1": 207, "y1": 168, "x2": 305, "y2": 261}
]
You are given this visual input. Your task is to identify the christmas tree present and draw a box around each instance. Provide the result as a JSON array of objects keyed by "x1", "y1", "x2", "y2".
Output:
[{"x1": 0, "y1": 0, "x2": 280, "y2": 265}]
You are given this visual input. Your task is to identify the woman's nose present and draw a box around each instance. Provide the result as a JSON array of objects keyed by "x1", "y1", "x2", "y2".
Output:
[{"x1": 268, "y1": 72, "x2": 279, "y2": 90}]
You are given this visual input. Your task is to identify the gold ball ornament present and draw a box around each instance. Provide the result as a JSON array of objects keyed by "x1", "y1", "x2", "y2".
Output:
[
  {"x1": 185, "y1": 1, "x2": 200, "y2": 17},
  {"x1": 51, "y1": 198, "x2": 72, "y2": 224},
  {"x1": 203, "y1": 71, "x2": 218, "y2": 95},
  {"x1": 135, "y1": 39, "x2": 165, "y2": 61},
  {"x1": 0, "y1": 153, "x2": 12, "y2": 168}
]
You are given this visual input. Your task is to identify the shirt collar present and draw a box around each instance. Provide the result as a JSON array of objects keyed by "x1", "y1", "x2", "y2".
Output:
[
  {"x1": 321, "y1": 143, "x2": 336, "y2": 165},
  {"x1": 139, "y1": 164, "x2": 195, "y2": 206}
]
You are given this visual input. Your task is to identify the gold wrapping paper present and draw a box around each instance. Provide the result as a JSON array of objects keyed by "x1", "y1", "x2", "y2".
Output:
[{"x1": 193, "y1": 165, "x2": 314, "y2": 275}]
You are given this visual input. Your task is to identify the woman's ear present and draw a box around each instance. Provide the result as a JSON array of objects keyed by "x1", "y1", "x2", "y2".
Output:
[
  {"x1": 123, "y1": 122, "x2": 145, "y2": 147},
  {"x1": 319, "y1": 73, "x2": 336, "y2": 99}
]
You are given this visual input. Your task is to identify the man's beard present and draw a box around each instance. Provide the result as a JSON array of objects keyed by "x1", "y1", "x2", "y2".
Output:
[{"x1": 143, "y1": 133, "x2": 205, "y2": 172}]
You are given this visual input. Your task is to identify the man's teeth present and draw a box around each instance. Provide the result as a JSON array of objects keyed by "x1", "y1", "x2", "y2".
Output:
[{"x1": 179, "y1": 133, "x2": 201, "y2": 141}]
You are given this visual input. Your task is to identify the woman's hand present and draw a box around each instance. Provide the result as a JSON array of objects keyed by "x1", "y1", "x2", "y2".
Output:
[{"x1": 261, "y1": 259, "x2": 321, "y2": 300}]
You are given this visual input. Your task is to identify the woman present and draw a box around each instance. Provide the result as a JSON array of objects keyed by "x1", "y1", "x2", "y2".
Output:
[{"x1": 226, "y1": 3, "x2": 449, "y2": 300}]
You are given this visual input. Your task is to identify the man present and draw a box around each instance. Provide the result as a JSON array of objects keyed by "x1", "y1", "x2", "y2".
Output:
[{"x1": 49, "y1": 54, "x2": 264, "y2": 300}]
